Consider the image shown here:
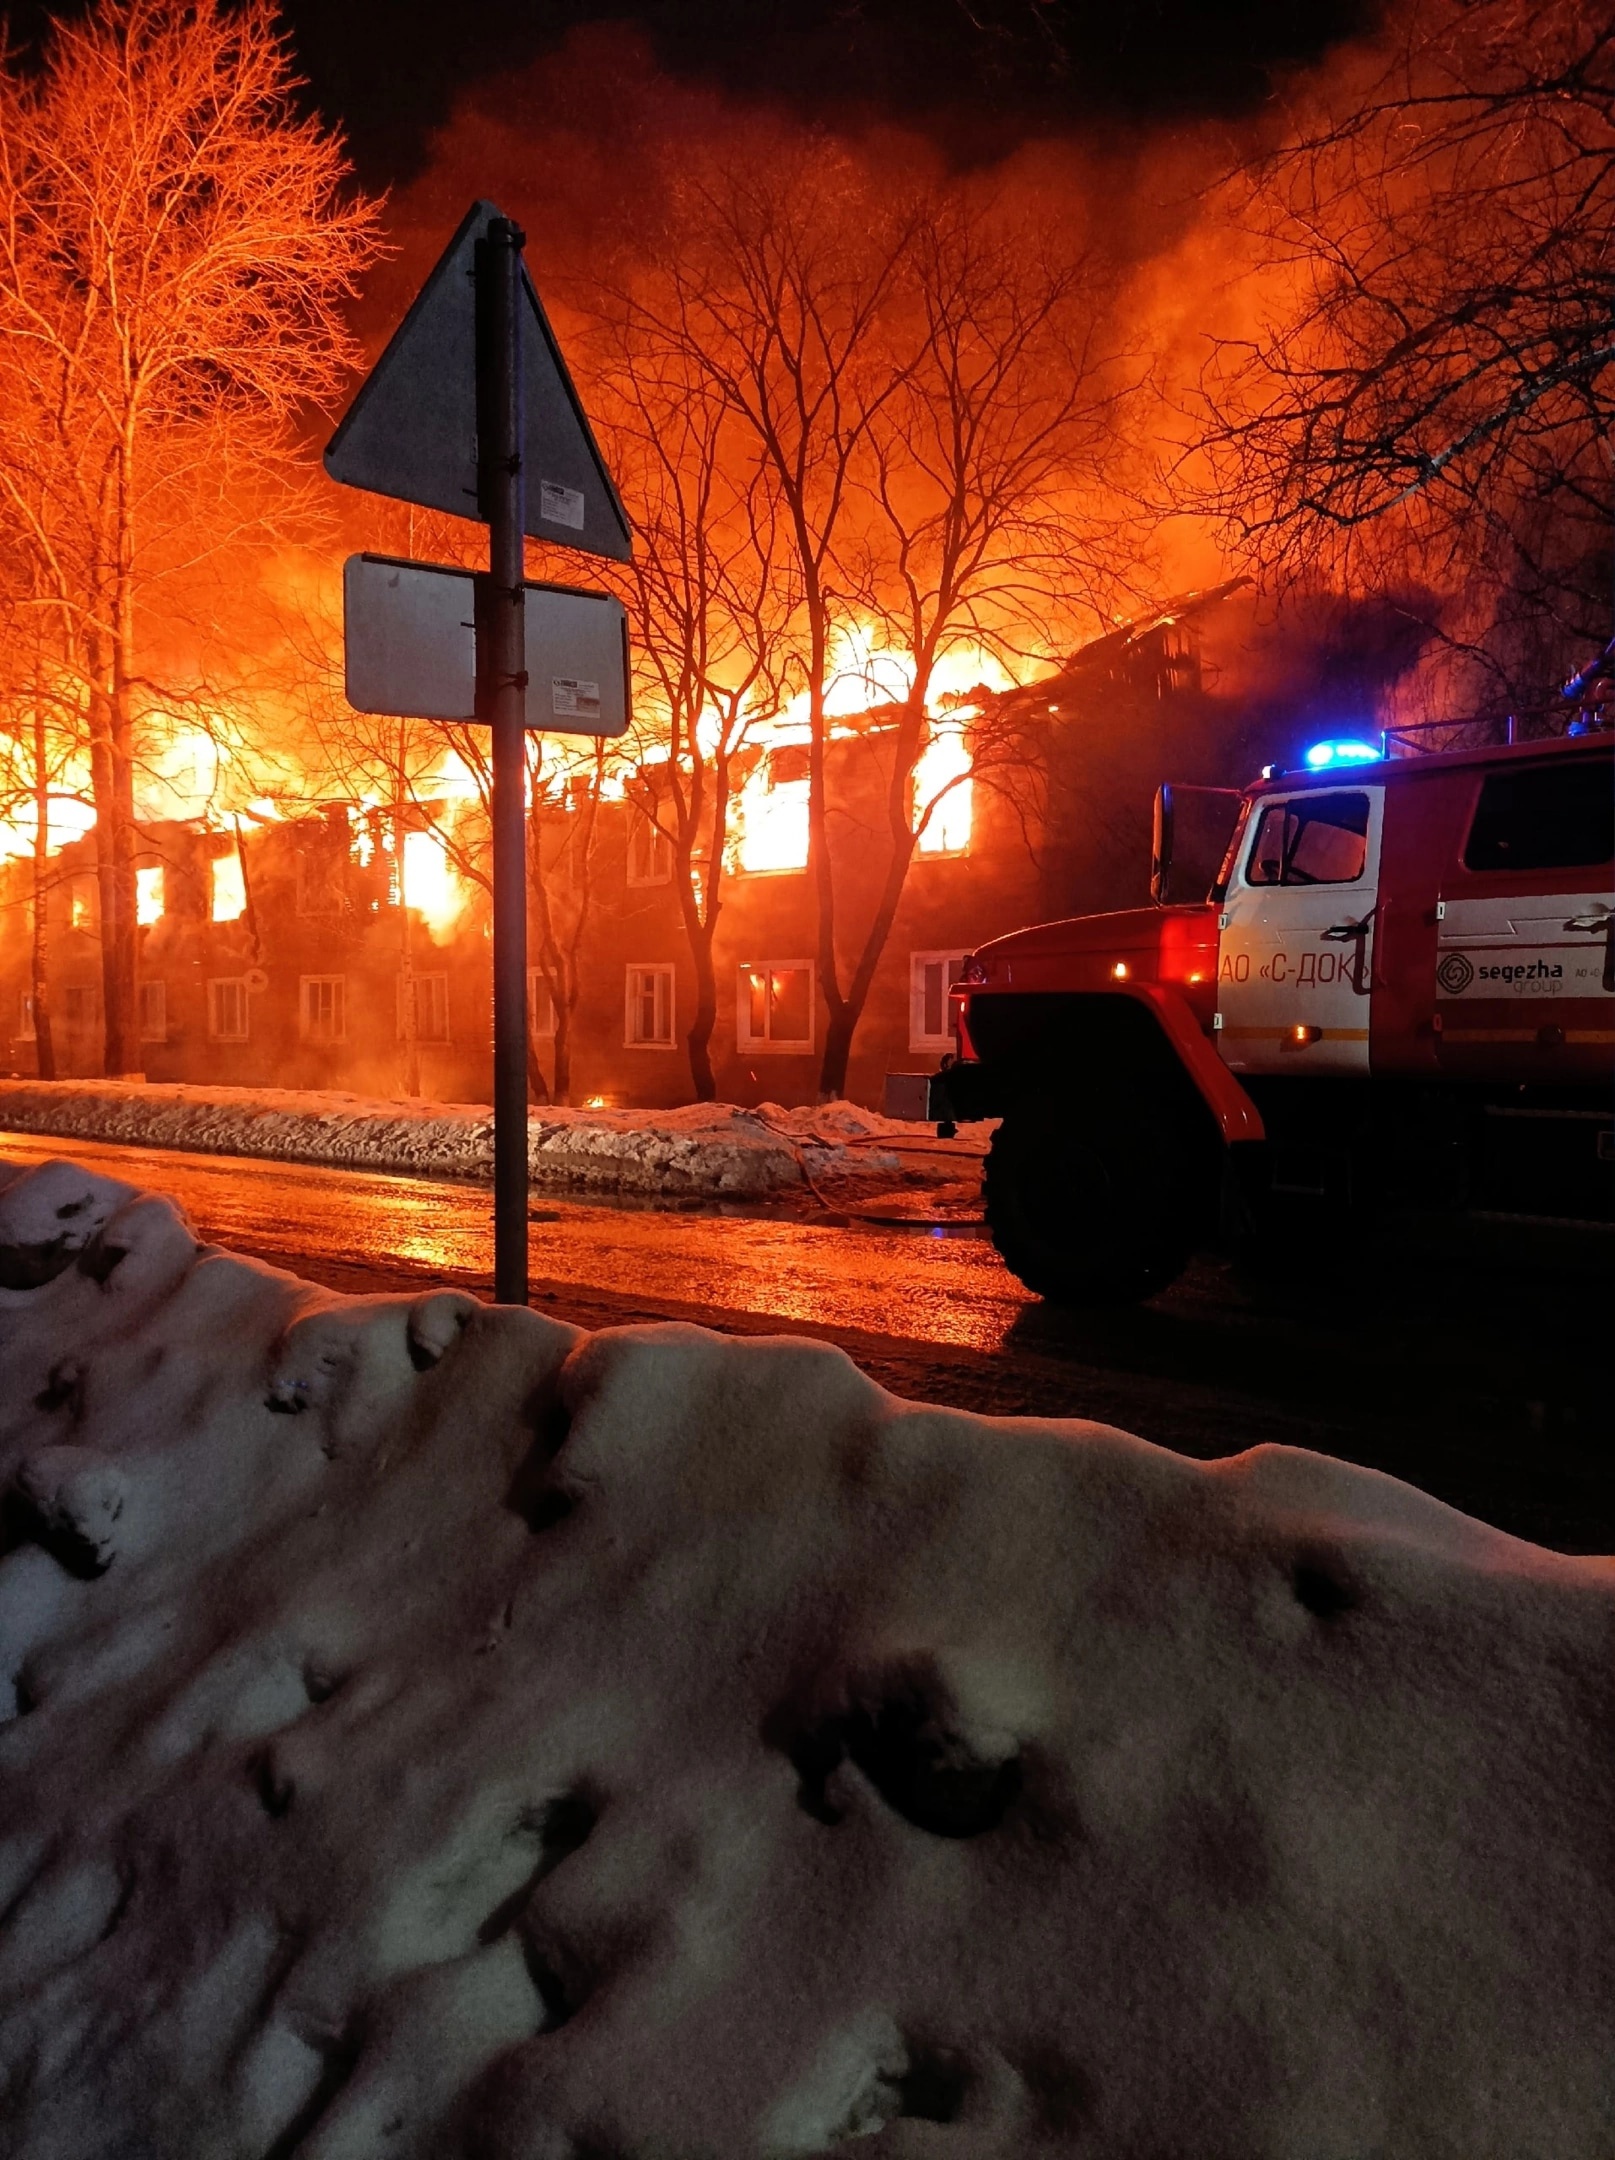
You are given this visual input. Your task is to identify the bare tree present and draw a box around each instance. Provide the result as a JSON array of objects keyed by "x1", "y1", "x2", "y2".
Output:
[
  {"x1": 0, "y1": 0, "x2": 381, "y2": 1074},
  {"x1": 0, "y1": 588, "x2": 92, "y2": 1079},
  {"x1": 825, "y1": 191, "x2": 1131, "y2": 1092},
  {"x1": 594, "y1": 329, "x2": 799, "y2": 1098},
  {"x1": 1195, "y1": 0, "x2": 1615, "y2": 705},
  {"x1": 609, "y1": 138, "x2": 921, "y2": 1098}
]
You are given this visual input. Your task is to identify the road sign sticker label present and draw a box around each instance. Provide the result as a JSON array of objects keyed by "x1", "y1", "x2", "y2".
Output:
[
  {"x1": 552, "y1": 676, "x2": 601, "y2": 720},
  {"x1": 540, "y1": 480, "x2": 586, "y2": 530}
]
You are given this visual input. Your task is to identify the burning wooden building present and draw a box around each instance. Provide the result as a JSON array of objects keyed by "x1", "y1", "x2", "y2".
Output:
[{"x1": 0, "y1": 585, "x2": 1271, "y2": 1108}]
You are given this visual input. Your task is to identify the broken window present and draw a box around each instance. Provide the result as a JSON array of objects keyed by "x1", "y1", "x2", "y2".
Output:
[{"x1": 738, "y1": 962, "x2": 814, "y2": 1051}]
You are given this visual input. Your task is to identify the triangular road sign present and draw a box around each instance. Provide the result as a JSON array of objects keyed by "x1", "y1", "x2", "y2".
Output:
[{"x1": 324, "y1": 200, "x2": 632, "y2": 564}]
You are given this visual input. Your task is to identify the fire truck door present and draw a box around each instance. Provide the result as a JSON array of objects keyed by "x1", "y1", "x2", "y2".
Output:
[{"x1": 1214, "y1": 785, "x2": 1385, "y2": 1076}]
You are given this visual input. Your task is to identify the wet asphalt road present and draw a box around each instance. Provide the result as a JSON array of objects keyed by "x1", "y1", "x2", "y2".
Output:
[{"x1": 3, "y1": 1129, "x2": 1610, "y2": 1555}]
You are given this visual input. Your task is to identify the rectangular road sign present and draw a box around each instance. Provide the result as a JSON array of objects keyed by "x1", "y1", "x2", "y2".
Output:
[
  {"x1": 343, "y1": 554, "x2": 630, "y2": 735},
  {"x1": 324, "y1": 201, "x2": 632, "y2": 565}
]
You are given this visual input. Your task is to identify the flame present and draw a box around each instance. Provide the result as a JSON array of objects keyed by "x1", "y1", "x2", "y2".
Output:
[
  {"x1": 211, "y1": 852, "x2": 246, "y2": 922},
  {"x1": 734, "y1": 761, "x2": 810, "y2": 873},
  {"x1": 914, "y1": 723, "x2": 973, "y2": 856},
  {"x1": 773, "y1": 624, "x2": 1017, "y2": 734},
  {"x1": 416, "y1": 747, "x2": 483, "y2": 802},
  {"x1": 402, "y1": 829, "x2": 463, "y2": 938},
  {"x1": 140, "y1": 727, "x2": 221, "y2": 822},
  {"x1": 0, "y1": 774, "x2": 97, "y2": 862},
  {"x1": 136, "y1": 865, "x2": 165, "y2": 924}
]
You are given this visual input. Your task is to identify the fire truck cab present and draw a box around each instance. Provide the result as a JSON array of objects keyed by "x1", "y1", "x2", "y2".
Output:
[{"x1": 936, "y1": 729, "x2": 1614, "y2": 1302}]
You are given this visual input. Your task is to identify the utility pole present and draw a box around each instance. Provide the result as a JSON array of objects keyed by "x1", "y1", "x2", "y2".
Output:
[{"x1": 478, "y1": 216, "x2": 530, "y2": 1306}]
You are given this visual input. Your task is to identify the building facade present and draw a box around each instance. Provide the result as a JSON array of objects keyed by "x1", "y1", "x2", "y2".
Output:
[{"x1": 1, "y1": 592, "x2": 1282, "y2": 1108}]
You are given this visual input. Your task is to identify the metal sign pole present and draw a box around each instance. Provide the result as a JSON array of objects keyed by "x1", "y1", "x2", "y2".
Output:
[
  {"x1": 327, "y1": 198, "x2": 631, "y2": 1309},
  {"x1": 477, "y1": 217, "x2": 530, "y2": 1305}
]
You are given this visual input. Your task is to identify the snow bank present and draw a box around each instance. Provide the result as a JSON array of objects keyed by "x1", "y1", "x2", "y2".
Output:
[
  {"x1": 0, "y1": 1079, "x2": 990, "y2": 1199},
  {"x1": 0, "y1": 1154, "x2": 1610, "y2": 2159}
]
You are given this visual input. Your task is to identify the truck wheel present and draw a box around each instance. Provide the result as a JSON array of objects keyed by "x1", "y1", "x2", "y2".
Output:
[{"x1": 984, "y1": 1105, "x2": 1200, "y2": 1305}]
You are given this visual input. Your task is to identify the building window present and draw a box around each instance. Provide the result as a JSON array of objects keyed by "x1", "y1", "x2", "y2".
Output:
[
  {"x1": 913, "y1": 728, "x2": 974, "y2": 857},
  {"x1": 211, "y1": 852, "x2": 247, "y2": 923},
  {"x1": 207, "y1": 977, "x2": 249, "y2": 1041},
  {"x1": 528, "y1": 970, "x2": 558, "y2": 1038},
  {"x1": 138, "y1": 980, "x2": 167, "y2": 1043},
  {"x1": 136, "y1": 865, "x2": 165, "y2": 925},
  {"x1": 63, "y1": 984, "x2": 95, "y2": 1030},
  {"x1": 625, "y1": 963, "x2": 675, "y2": 1048},
  {"x1": 735, "y1": 747, "x2": 811, "y2": 874},
  {"x1": 627, "y1": 815, "x2": 674, "y2": 887},
  {"x1": 69, "y1": 879, "x2": 96, "y2": 931},
  {"x1": 296, "y1": 817, "x2": 351, "y2": 916},
  {"x1": 737, "y1": 961, "x2": 815, "y2": 1052},
  {"x1": 17, "y1": 993, "x2": 35, "y2": 1042},
  {"x1": 300, "y1": 975, "x2": 346, "y2": 1043},
  {"x1": 909, "y1": 951, "x2": 968, "y2": 1052},
  {"x1": 397, "y1": 972, "x2": 449, "y2": 1045}
]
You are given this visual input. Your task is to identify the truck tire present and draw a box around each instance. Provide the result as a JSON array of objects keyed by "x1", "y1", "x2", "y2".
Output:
[{"x1": 984, "y1": 1103, "x2": 1200, "y2": 1305}]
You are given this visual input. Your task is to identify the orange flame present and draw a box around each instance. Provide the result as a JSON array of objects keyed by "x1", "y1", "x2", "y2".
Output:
[
  {"x1": 211, "y1": 852, "x2": 246, "y2": 922},
  {"x1": 402, "y1": 829, "x2": 463, "y2": 938}
]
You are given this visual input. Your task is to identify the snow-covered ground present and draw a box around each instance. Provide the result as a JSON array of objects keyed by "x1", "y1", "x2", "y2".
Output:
[
  {"x1": 0, "y1": 1079, "x2": 991, "y2": 1200},
  {"x1": 1, "y1": 1154, "x2": 1611, "y2": 2159}
]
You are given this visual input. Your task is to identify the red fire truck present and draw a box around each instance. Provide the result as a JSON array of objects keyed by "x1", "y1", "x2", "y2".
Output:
[{"x1": 934, "y1": 726, "x2": 1614, "y2": 1302}]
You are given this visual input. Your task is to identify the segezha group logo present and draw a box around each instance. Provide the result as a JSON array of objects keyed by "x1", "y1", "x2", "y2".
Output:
[{"x1": 1436, "y1": 952, "x2": 1475, "y2": 995}]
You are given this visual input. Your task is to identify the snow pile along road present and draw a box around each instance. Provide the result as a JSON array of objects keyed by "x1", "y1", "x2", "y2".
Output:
[
  {"x1": 0, "y1": 1155, "x2": 1611, "y2": 2160},
  {"x1": 0, "y1": 1079, "x2": 990, "y2": 1198}
]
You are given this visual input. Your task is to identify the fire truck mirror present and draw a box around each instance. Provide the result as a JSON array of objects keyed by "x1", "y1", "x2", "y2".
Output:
[{"x1": 1151, "y1": 783, "x2": 1174, "y2": 906}]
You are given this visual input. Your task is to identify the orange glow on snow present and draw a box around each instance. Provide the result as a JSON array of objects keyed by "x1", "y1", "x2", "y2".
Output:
[
  {"x1": 402, "y1": 829, "x2": 463, "y2": 937},
  {"x1": 211, "y1": 852, "x2": 246, "y2": 922}
]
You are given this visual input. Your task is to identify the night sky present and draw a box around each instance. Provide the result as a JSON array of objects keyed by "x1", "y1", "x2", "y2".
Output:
[{"x1": 13, "y1": 1, "x2": 1373, "y2": 184}]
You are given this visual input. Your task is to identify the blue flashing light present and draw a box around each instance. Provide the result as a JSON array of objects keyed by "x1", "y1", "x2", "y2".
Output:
[{"x1": 1303, "y1": 738, "x2": 1380, "y2": 771}]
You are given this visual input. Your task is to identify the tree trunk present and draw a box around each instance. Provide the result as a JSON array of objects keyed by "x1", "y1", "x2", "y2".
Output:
[
  {"x1": 685, "y1": 933, "x2": 718, "y2": 1101},
  {"x1": 87, "y1": 682, "x2": 122, "y2": 1075},
  {"x1": 814, "y1": 700, "x2": 927, "y2": 1101},
  {"x1": 678, "y1": 869, "x2": 720, "y2": 1101},
  {"x1": 398, "y1": 886, "x2": 420, "y2": 1099},
  {"x1": 804, "y1": 599, "x2": 850, "y2": 1103},
  {"x1": 525, "y1": 1037, "x2": 551, "y2": 1104},
  {"x1": 522, "y1": 776, "x2": 553, "y2": 1105},
  {"x1": 818, "y1": 1006, "x2": 857, "y2": 1100},
  {"x1": 91, "y1": 576, "x2": 140, "y2": 1077},
  {"x1": 394, "y1": 777, "x2": 420, "y2": 1098},
  {"x1": 30, "y1": 713, "x2": 56, "y2": 1081},
  {"x1": 552, "y1": 1002, "x2": 572, "y2": 1104}
]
